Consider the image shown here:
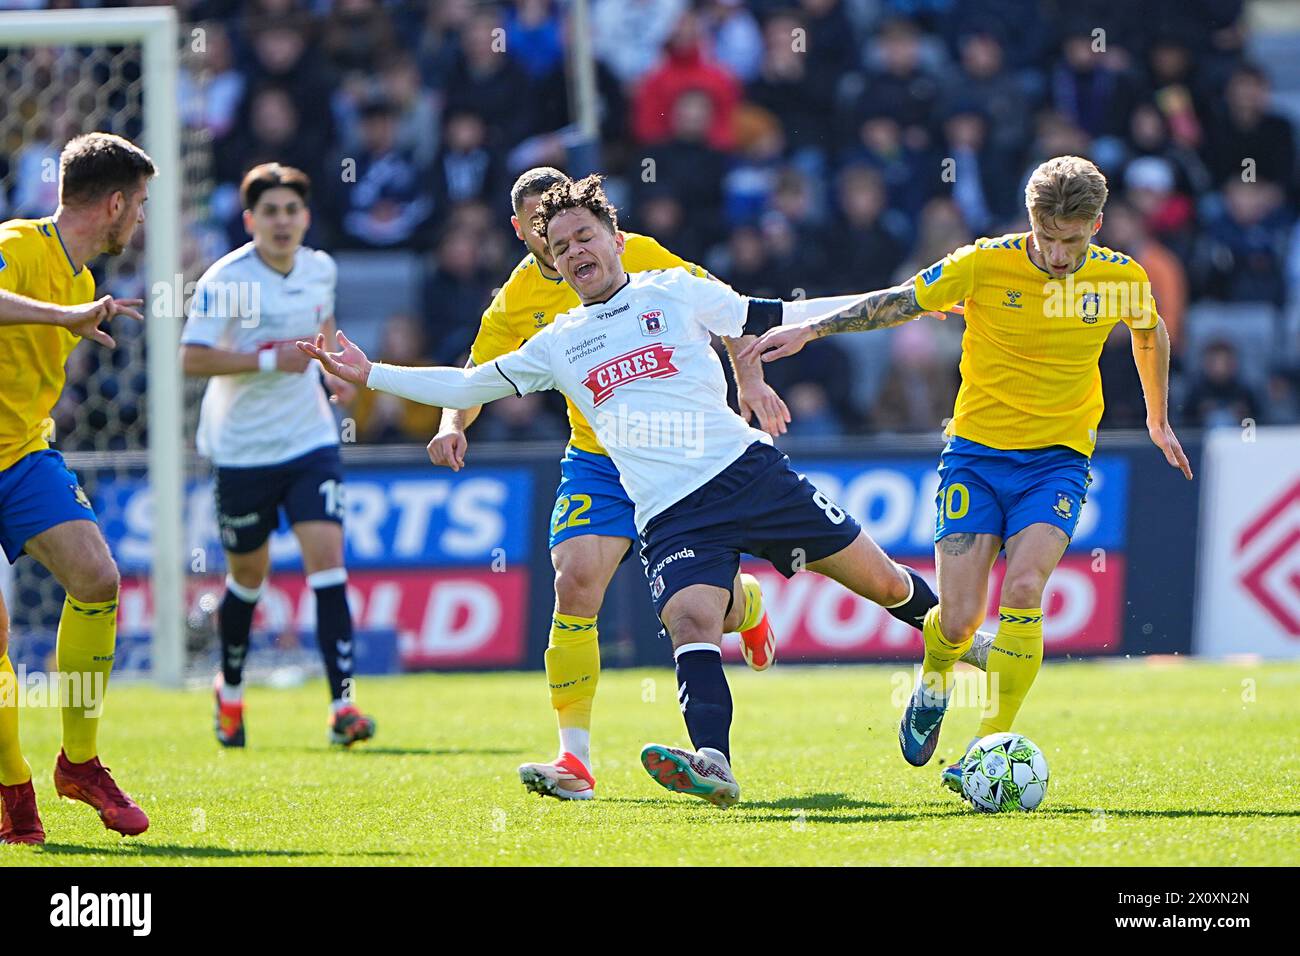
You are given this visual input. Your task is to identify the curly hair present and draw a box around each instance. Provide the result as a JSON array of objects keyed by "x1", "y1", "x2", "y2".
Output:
[{"x1": 530, "y1": 174, "x2": 619, "y2": 243}]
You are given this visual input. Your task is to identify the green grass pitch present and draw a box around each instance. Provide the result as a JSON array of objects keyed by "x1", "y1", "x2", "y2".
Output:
[{"x1": 3, "y1": 659, "x2": 1296, "y2": 866}]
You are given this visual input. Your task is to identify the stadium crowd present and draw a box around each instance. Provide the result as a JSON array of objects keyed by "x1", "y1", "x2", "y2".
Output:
[{"x1": 5, "y1": 0, "x2": 1300, "y2": 444}]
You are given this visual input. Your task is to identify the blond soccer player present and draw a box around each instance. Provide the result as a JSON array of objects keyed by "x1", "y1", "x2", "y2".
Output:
[{"x1": 744, "y1": 155, "x2": 1192, "y2": 788}]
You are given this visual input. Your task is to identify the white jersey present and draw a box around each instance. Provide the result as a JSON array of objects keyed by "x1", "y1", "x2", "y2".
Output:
[
  {"x1": 182, "y1": 243, "x2": 339, "y2": 467},
  {"x1": 369, "y1": 268, "x2": 771, "y2": 529}
]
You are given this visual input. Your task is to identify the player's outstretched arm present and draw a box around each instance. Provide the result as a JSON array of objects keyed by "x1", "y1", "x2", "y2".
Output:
[
  {"x1": 1131, "y1": 319, "x2": 1193, "y2": 480},
  {"x1": 0, "y1": 289, "x2": 142, "y2": 348},
  {"x1": 298, "y1": 330, "x2": 522, "y2": 410},
  {"x1": 740, "y1": 283, "x2": 931, "y2": 363},
  {"x1": 720, "y1": 335, "x2": 790, "y2": 436}
]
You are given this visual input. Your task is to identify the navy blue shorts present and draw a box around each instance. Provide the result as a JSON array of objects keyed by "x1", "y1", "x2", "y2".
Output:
[
  {"x1": 639, "y1": 442, "x2": 862, "y2": 617},
  {"x1": 0, "y1": 449, "x2": 97, "y2": 563},
  {"x1": 213, "y1": 445, "x2": 344, "y2": 554}
]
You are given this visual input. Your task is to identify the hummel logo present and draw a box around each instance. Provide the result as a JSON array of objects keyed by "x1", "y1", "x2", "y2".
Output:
[{"x1": 1002, "y1": 289, "x2": 1024, "y2": 308}]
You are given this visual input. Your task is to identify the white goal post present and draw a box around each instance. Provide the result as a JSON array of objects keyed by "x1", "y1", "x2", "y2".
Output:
[{"x1": 0, "y1": 7, "x2": 184, "y2": 687}]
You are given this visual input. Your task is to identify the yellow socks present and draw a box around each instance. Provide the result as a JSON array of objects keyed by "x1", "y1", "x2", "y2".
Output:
[
  {"x1": 737, "y1": 573, "x2": 764, "y2": 632},
  {"x1": 0, "y1": 654, "x2": 29, "y2": 785},
  {"x1": 545, "y1": 612, "x2": 599, "y2": 767},
  {"x1": 977, "y1": 607, "x2": 1044, "y2": 737},
  {"x1": 921, "y1": 605, "x2": 972, "y2": 698},
  {"x1": 56, "y1": 594, "x2": 118, "y2": 764}
]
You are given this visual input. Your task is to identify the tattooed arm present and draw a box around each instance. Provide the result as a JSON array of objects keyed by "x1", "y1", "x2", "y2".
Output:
[{"x1": 738, "y1": 284, "x2": 931, "y2": 363}]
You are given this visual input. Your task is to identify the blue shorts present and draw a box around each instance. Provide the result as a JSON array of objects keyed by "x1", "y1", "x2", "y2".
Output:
[
  {"x1": 214, "y1": 445, "x2": 344, "y2": 554},
  {"x1": 0, "y1": 449, "x2": 98, "y2": 562},
  {"x1": 639, "y1": 441, "x2": 862, "y2": 617},
  {"x1": 934, "y1": 436, "x2": 1091, "y2": 544},
  {"x1": 548, "y1": 446, "x2": 638, "y2": 550}
]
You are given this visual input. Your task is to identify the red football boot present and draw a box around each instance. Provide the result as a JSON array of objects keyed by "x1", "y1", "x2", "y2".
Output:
[
  {"x1": 0, "y1": 779, "x2": 45, "y2": 845},
  {"x1": 53, "y1": 751, "x2": 149, "y2": 836},
  {"x1": 737, "y1": 574, "x2": 776, "y2": 671},
  {"x1": 329, "y1": 705, "x2": 376, "y2": 747}
]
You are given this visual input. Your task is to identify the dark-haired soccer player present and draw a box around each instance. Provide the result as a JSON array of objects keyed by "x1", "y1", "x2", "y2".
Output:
[
  {"x1": 300, "y1": 175, "x2": 987, "y2": 809},
  {"x1": 180, "y1": 163, "x2": 376, "y2": 749},
  {"x1": 0, "y1": 132, "x2": 155, "y2": 843},
  {"x1": 427, "y1": 168, "x2": 788, "y2": 801}
]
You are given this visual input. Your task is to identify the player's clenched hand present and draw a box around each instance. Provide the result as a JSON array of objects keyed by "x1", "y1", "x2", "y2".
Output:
[
  {"x1": 427, "y1": 429, "x2": 468, "y2": 471},
  {"x1": 61, "y1": 295, "x2": 144, "y2": 348},
  {"x1": 737, "y1": 379, "x2": 790, "y2": 436},
  {"x1": 296, "y1": 330, "x2": 372, "y2": 386},
  {"x1": 739, "y1": 322, "x2": 816, "y2": 364},
  {"x1": 1148, "y1": 419, "x2": 1193, "y2": 480}
]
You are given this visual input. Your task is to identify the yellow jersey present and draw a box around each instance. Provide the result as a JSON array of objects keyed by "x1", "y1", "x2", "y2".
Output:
[
  {"x1": 913, "y1": 232, "x2": 1159, "y2": 457},
  {"x1": 0, "y1": 218, "x2": 95, "y2": 471},
  {"x1": 469, "y1": 232, "x2": 706, "y2": 455}
]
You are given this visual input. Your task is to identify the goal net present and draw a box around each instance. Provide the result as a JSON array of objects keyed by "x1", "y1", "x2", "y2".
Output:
[{"x1": 0, "y1": 8, "x2": 188, "y2": 685}]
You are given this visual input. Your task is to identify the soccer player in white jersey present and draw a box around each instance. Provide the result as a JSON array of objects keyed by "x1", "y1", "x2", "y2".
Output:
[
  {"x1": 300, "y1": 176, "x2": 993, "y2": 806},
  {"x1": 180, "y1": 163, "x2": 376, "y2": 748}
]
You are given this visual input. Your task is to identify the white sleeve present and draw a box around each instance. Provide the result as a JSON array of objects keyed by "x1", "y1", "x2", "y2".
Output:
[
  {"x1": 318, "y1": 251, "x2": 338, "y2": 319},
  {"x1": 676, "y1": 272, "x2": 748, "y2": 337},
  {"x1": 780, "y1": 294, "x2": 871, "y2": 326},
  {"x1": 366, "y1": 361, "x2": 520, "y2": 409},
  {"x1": 367, "y1": 325, "x2": 557, "y2": 407},
  {"x1": 180, "y1": 272, "x2": 233, "y2": 347}
]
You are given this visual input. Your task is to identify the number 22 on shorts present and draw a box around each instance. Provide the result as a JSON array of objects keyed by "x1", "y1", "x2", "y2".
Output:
[{"x1": 552, "y1": 493, "x2": 592, "y2": 534}]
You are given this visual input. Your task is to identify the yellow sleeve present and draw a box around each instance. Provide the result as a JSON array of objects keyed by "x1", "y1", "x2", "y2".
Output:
[
  {"x1": 0, "y1": 234, "x2": 29, "y2": 294},
  {"x1": 912, "y1": 243, "x2": 978, "y2": 312},
  {"x1": 622, "y1": 233, "x2": 709, "y2": 279},
  {"x1": 1120, "y1": 261, "x2": 1161, "y2": 331},
  {"x1": 468, "y1": 280, "x2": 522, "y2": 366}
]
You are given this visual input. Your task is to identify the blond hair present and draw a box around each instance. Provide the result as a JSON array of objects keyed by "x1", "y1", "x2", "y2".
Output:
[{"x1": 1025, "y1": 155, "x2": 1108, "y2": 226}]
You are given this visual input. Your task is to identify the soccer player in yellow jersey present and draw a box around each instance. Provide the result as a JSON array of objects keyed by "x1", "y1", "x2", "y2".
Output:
[
  {"x1": 0, "y1": 132, "x2": 157, "y2": 843},
  {"x1": 427, "y1": 168, "x2": 788, "y2": 800},
  {"x1": 744, "y1": 155, "x2": 1192, "y2": 785}
]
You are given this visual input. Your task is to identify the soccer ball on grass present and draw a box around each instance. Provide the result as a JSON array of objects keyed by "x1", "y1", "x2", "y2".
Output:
[{"x1": 959, "y1": 732, "x2": 1049, "y2": 812}]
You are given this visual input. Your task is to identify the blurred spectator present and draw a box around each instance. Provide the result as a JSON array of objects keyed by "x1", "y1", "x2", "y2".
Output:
[
  {"x1": 243, "y1": 22, "x2": 335, "y2": 152},
  {"x1": 873, "y1": 318, "x2": 959, "y2": 433},
  {"x1": 349, "y1": 314, "x2": 443, "y2": 444},
  {"x1": 825, "y1": 165, "x2": 908, "y2": 293},
  {"x1": 633, "y1": 191, "x2": 707, "y2": 265},
  {"x1": 701, "y1": 0, "x2": 763, "y2": 83},
  {"x1": 444, "y1": 7, "x2": 537, "y2": 149},
  {"x1": 418, "y1": 0, "x2": 475, "y2": 89},
  {"x1": 1184, "y1": 339, "x2": 1261, "y2": 428},
  {"x1": 1100, "y1": 199, "x2": 1188, "y2": 350},
  {"x1": 852, "y1": 18, "x2": 942, "y2": 152},
  {"x1": 847, "y1": 109, "x2": 936, "y2": 218},
  {"x1": 592, "y1": 0, "x2": 688, "y2": 87},
  {"x1": 722, "y1": 104, "x2": 785, "y2": 226},
  {"x1": 1120, "y1": 102, "x2": 1212, "y2": 199},
  {"x1": 432, "y1": 109, "x2": 504, "y2": 210},
  {"x1": 940, "y1": 103, "x2": 1020, "y2": 232},
  {"x1": 505, "y1": 0, "x2": 565, "y2": 80},
  {"x1": 716, "y1": 224, "x2": 793, "y2": 299},
  {"x1": 380, "y1": 53, "x2": 441, "y2": 170},
  {"x1": 944, "y1": 30, "x2": 1037, "y2": 159},
  {"x1": 1097, "y1": 323, "x2": 1150, "y2": 429},
  {"x1": 746, "y1": 9, "x2": 839, "y2": 152},
  {"x1": 1262, "y1": 367, "x2": 1300, "y2": 425},
  {"x1": 328, "y1": 96, "x2": 434, "y2": 249},
  {"x1": 321, "y1": 0, "x2": 399, "y2": 75},
  {"x1": 421, "y1": 229, "x2": 494, "y2": 364},
  {"x1": 1049, "y1": 28, "x2": 1141, "y2": 142},
  {"x1": 632, "y1": 9, "x2": 741, "y2": 151},
  {"x1": 181, "y1": 21, "x2": 245, "y2": 142},
  {"x1": 1123, "y1": 156, "x2": 1196, "y2": 263},
  {"x1": 636, "y1": 90, "x2": 729, "y2": 248},
  {"x1": 765, "y1": 167, "x2": 829, "y2": 291},
  {"x1": 1199, "y1": 178, "x2": 1291, "y2": 305},
  {"x1": 1203, "y1": 63, "x2": 1297, "y2": 198}
]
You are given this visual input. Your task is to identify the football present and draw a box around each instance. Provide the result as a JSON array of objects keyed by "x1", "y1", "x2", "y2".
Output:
[{"x1": 960, "y1": 733, "x2": 1050, "y2": 813}]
